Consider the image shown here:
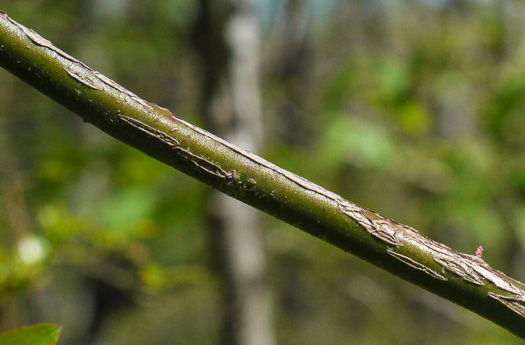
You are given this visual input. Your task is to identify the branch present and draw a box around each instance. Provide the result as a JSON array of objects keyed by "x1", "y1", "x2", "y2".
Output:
[{"x1": 0, "y1": 11, "x2": 524, "y2": 337}]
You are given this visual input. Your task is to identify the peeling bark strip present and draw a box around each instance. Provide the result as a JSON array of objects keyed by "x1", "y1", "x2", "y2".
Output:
[
  {"x1": 63, "y1": 65, "x2": 102, "y2": 91},
  {"x1": 2, "y1": 11, "x2": 154, "y2": 112},
  {"x1": 0, "y1": 11, "x2": 524, "y2": 337},
  {"x1": 120, "y1": 116, "x2": 235, "y2": 180},
  {"x1": 387, "y1": 249, "x2": 447, "y2": 281},
  {"x1": 489, "y1": 292, "x2": 525, "y2": 318}
]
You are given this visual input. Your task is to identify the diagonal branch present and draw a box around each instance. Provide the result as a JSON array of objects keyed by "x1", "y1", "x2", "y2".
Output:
[{"x1": 0, "y1": 11, "x2": 524, "y2": 337}]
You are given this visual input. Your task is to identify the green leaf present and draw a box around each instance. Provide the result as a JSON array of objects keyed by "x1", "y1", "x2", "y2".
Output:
[
  {"x1": 0, "y1": 324, "x2": 61, "y2": 345},
  {"x1": 319, "y1": 115, "x2": 395, "y2": 170}
]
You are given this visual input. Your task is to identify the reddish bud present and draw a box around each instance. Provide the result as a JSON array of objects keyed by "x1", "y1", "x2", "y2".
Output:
[{"x1": 474, "y1": 246, "x2": 483, "y2": 257}]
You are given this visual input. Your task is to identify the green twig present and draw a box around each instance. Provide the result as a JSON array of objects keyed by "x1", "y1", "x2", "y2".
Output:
[{"x1": 0, "y1": 10, "x2": 523, "y2": 337}]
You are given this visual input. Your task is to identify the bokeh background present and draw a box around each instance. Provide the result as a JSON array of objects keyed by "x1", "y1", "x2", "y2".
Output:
[{"x1": 1, "y1": 1, "x2": 525, "y2": 344}]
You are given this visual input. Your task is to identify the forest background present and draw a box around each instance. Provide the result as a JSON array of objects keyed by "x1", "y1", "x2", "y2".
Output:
[{"x1": 0, "y1": 1, "x2": 524, "y2": 344}]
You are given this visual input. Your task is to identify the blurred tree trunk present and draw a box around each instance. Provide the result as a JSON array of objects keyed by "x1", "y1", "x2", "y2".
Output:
[{"x1": 193, "y1": 1, "x2": 276, "y2": 345}]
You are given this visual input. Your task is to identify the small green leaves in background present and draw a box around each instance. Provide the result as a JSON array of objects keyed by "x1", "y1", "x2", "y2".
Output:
[{"x1": 0, "y1": 324, "x2": 61, "y2": 345}]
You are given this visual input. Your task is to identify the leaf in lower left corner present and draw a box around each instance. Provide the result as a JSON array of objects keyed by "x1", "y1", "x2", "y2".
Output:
[{"x1": 0, "y1": 324, "x2": 62, "y2": 345}]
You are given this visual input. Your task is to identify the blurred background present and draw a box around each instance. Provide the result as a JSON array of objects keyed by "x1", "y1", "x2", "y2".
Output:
[{"x1": 1, "y1": 0, "x2": 525, "y2": 344}]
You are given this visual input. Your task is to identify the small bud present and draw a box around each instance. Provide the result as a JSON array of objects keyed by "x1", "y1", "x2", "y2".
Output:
[{"x1": 474, "y1": 246, "x2": 483, "y2": 258}]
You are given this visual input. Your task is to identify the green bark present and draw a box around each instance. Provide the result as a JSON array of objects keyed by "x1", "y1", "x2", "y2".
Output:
[{"x1": 0, "y1": 10, "x2": 524, "y2": 338}]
